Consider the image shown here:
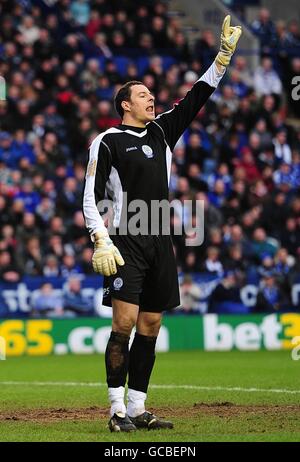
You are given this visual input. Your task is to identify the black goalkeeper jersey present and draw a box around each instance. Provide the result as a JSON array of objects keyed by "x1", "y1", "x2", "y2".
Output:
[{"x1": 83, "y1": 62, "x2": 225, "y2": 237}]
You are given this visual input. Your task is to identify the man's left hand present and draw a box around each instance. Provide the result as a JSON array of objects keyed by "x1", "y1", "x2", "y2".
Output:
[{"x1": 215, "y1": 15, "x2": 242, "y2": 68}]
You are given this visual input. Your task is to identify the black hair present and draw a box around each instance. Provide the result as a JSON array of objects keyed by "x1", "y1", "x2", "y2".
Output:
[{"x1": 114, "y1": 80, "x2": 143, "y2": 118}]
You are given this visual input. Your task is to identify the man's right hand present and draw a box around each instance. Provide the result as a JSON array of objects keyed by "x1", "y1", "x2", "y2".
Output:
[{"x1": 92, "y1": 232, "x2": 125, "y2": 276}]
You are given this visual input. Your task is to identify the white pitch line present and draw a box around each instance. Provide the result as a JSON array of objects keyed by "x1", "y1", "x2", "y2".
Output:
[{"x1": 1, "y1": 381, "x2": 300, "y2": 395}]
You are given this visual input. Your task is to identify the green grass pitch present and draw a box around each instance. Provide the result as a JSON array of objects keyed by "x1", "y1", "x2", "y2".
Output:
[{"x1": 0, "y1": 350, "x2": 300, "y2": 442}]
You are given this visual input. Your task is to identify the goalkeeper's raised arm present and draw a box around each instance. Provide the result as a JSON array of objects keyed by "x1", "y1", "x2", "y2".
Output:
[{"x1": 153, "y1": 15, "x2": 242, "y2": 150}]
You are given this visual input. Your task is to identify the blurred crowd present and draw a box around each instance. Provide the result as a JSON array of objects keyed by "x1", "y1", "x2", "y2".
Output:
[
  {"x1": 29, "y1": 276, "x2": 94, "y2": 318},
  {"x1": 0, "y1": 0, "x2": 300, "y2": 315}
]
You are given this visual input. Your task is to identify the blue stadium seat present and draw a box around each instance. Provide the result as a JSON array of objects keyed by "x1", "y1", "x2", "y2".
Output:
[
  {"x1": 211, "y1": 301, "x2": 250, "y2": 314},
  {"x1": 161, "y1": 56, "x2": 177, "y2": 71},
  {"x1": 137, "y1": 57, "x2": 150, "y2": 76},
  {"x1": 114, "y1": 56, "x2": 131, "y2": 77},
  {"x1": 203, "y1": 158, "x2": 217, "y2": 175},
  {"x1": 98, "y1": 56, "x2": 107, "y2": 72}
]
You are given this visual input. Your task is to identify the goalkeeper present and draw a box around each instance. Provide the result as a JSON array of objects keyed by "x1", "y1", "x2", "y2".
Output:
[{"x1": 83, "y1": 16, "x2": 242, "y2": 432}]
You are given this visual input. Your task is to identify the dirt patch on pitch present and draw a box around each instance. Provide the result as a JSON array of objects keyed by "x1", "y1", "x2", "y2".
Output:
[
  {"x1": 0, "y1": 406, "x2": 109, "y2": 422},
  {"x1": 189, "y1": 402, "x2": 300, "y2": 418},
  {"x1": 1, "y1": 402, "x2": 300, "y2": 422}
]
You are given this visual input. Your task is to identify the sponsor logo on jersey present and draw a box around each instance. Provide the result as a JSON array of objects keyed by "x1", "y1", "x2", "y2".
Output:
[
  {"x1": 113, "y1": 277, "x2": 123, "y2": 290},
  {"x1": 142, "y1": 145, "x2": 154, "y2": 158},
  {"x1": 86, "y1": 159, "x2": 97, "y2": 177},
  {"x1": 126, "y1": 146, "x2": 138, "y2": 152}
]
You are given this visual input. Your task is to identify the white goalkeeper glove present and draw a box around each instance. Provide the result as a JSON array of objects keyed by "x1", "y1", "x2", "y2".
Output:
[
  {"x1": 215, "y1": 15, "x2": 242, "y2": 68},
  {"x1": 92, "y1": 231, "x2": 125, "y2": 276}
]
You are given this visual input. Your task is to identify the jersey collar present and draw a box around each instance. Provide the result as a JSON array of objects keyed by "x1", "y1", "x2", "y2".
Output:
[{"x1": 118, "y1": 124, "x2": 147, "y2": 137}]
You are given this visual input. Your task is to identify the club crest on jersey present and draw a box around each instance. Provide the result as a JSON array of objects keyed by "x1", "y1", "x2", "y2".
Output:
[
  {"x1": 113, "y1": 277, "x2": 123, "y2": 290},
  {"x1": 142, "y1": 145, "x2": 154, "y2": 158}
]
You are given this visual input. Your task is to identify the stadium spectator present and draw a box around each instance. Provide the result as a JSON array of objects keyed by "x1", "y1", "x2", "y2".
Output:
[
  {"x1": 273, "y1": 162, "x2": 295, "y2": 193},
  {"x1": 273, "y1": 130, "x2": 292, "y2": 165},
  {"x1": 70, "y1": 0, "x2": 91, "y2": 26},
  {"x1": 36, "y1": 197, "x2": 55, "y2": 225},
  {"x1": 56, "y1": 177, "x2": 82, "y2": 219},
  {"x1": 280, "y1": 218, "x2": 300, "y2": 254},
  {"x1": 253, "y1": 57, "x2": 282, "y2": 98},
  {"x1": 16, "y1": 212, "x2": 40, "y2": 242},
  {"x1": 251, "y1": 8, "x2": 277, "y2": 53},
  {"x1": 254, "y1": 272, "x2": 288, "y2": 313},
  {"x1": 194, "y1": 29, "x2": 217, "y2": 69},
  {"x1": 63, "y1": 276, "x2": 94, "y2": 316},
  {"x1": 80, "y1": 248, "x2": 94, "y2": 274},
  {"x1": 45, "y1": 233, "x2": 62, "y2": 256},
  {"x1": 179, "y1": 275, "x2": 202, "y2": 313},
  {"x1": 226, "y1": 224, "x2": 252, "y2": 258},
  {"x1": 197, "y1": 192, "x2": 223, "y2": 230},
  {"x1": 208, "y1": 179, "x2": 227, "y2": 208},
  {"x1": 285, "y1": 19, "x2": 300, "y2": 53},
  {"x1": 204, "y1": 247, "x2": 224, "y2": 276},
  {"x1": 61, "y1": 254, "x2": 83, "y2": 278},
  {"x1": 31, "y1": 282, "x2": 64, "y2": 317},
  {"x1": 21, "y1": 237, "x2": 43, "y2": 276},
  {"x1": 43, "y1": 255, "x2": 61, "y2": 277},
  {"x1": 251, "y1": 227, "x2": 279, "y2": 262},
  {"x1": 232, "y1": 56, "x2": 253, "y2": 88},
  {"x1": 234, "y1": 149, "x2": 261, "y2": 183},
  {"x1": 0, "y1": 250, "x2": 22, "y2": 282},
  {"x1": 18, "y1": 15, "x2": 40, "y2": 45},
  {"x1": 208, "y1": 270, "x2": 247, "y2": 314},
  {"x1": 222, "y1": 243, "x2": 248, "y2": 273}
]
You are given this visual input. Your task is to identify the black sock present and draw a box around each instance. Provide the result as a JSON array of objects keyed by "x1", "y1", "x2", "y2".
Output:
[
  {"x1": 128, "y1": 333, "x2": 157, "y2": 393},
  {"x1": 105, "y1": 331, "x2": 130, "y2": 388}
]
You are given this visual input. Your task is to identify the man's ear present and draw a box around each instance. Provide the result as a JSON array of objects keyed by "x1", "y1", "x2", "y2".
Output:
[{"x1": 121, "y1": 100, "x2": 131, "y2": 113}]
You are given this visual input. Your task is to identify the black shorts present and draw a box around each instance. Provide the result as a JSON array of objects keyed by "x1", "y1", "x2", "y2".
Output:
[{"x1": 102, "y1": 234, "x2": 180, "y2": 313}]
